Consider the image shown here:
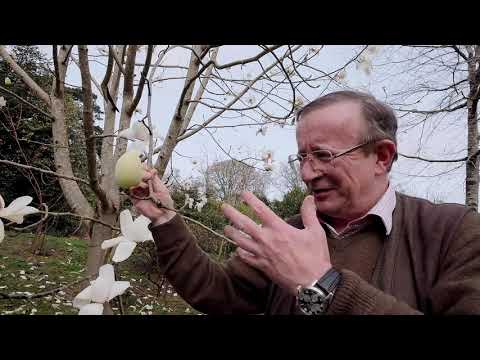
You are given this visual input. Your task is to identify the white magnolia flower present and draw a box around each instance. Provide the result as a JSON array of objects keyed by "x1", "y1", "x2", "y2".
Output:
[
  {"x1": 118, "y1": 121, "x2": 149, "y2": 142},
  {"x1": 262, "y1": 150, "x2": 273, "y2": 162},
  {"x1": 184, "y1": 194, "x2": 194, "y2": 209},
  {"x1": 0, "y1": 194, "x2": 39, "y2": 243},
  {"x1": 0, "y1": 96, "x2": 6, "y2": 108},
  {"x1": 262, "y1": 151, "x2": 274, "y2": 171},
  {"x1": 101, "y1": 209, "x2": 153, "y2": 263},
  {"x1": 195, "y1": 195, "x2": 208, "y2": 212},
  {"x1": 73, "y1": 264, "x2": 130, "y2": 315},
  {"x1": 119, "y1": 121, "x2": 164, "y2": 155}
]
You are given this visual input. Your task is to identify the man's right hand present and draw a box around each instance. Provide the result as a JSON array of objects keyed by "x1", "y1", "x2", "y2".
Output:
[{"x1": 130, "y1": 168, "x2": 176, "y2": 227}]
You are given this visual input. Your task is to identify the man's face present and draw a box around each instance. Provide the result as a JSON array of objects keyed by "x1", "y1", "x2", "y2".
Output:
[{"x1": 296, "y1": 101, "x2": 382, "y2": 220}]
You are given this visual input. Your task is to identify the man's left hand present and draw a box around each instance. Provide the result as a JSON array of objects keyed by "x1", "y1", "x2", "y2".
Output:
[{"x1": 222, "y1": 192, "x2": 332, "y2": 295}]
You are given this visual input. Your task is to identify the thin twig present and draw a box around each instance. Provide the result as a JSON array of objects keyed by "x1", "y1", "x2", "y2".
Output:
[
  {"x1": 0, "y1": 276, "x2": 91, "y2": 300},
  {"x1": 0, "y1": 159, "x2": 90, "y2": 185},
  {"x1": 0, "y1": 85, "x2": 53, "y2": 119}
]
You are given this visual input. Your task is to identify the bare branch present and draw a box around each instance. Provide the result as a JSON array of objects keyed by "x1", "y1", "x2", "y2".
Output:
[
  {"x1": 52, "y1": 45, "x2": 61, "y2": 97},
  {"x1": 181, "y1": 47, "x2": 219, "y2": 134},
  {"x1": 100, "y1": 46, "x2": 119, "y2": 112},
  {"x1": 0, "y1": 159, "x2": 90, "y2": 185},
  {"x1": 108, "y1": 45, "x2": 126, "y2": 75},
  {"x1": 0, "y1": 85, "x2": 53, "y2": 119},
  {"x1": 78, "y1": 45, "x2": 111, "y2": 210},
  {"x1": 128, "y1": 45, "x2": 154, "y2": 116},
  {"x1": 0, "y1": 45, "x2": 51, "y2": 106},
  {"x1": 0, "y1": 276, "x2": 91, "y2": 300},
  {"x1": 175, "y1": 45, "x2": 302, "y2": 143},
  {"x1": 451, "y1": 45, "x2": 469, "y2": 62},
  {"x1": 40, "y1": 210, "x2": 120, "y2": 230},
  {"x1": 399, "y1": 149, "x2": 480, "y2": 163},
  {"x1": 70, "y1": 55, "x2": 103, "y2": 98}
]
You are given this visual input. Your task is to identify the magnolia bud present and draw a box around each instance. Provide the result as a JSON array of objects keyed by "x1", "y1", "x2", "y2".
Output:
[
  {"x1": 114, "y1": 150, "x2": 145, "y2": 189},
  {"x1": 4, "y1": 77, "x2": 12, "y2": 86}
]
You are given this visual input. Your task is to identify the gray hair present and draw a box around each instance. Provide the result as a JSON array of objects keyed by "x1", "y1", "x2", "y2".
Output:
[{"x1": 296, "y1": 90, "x2": 398, "y2": 168}]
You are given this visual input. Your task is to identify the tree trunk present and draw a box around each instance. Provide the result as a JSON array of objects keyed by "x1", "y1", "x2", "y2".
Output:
[
  {"x1": 465, "y1": 46, "x2": 480, "y2": 211},
  {"x1": 50, "y1": 47, "x2": 95, "y2": 222},
  {"x1": 86, "y1": 207, "x2": 117, "y2": 277},
  {"x1": 465, "y1": 98, "x2": 478, "y2": 210}
]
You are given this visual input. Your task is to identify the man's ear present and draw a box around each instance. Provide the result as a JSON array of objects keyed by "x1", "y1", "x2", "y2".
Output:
[{"x1": 374, "y1": 140, "x2": 397, "y2": 174}]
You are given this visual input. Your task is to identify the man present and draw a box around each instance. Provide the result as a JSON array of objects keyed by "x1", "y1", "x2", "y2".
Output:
[{"x1": 131, "y1": 91, "x2": 480, "y2": 315}]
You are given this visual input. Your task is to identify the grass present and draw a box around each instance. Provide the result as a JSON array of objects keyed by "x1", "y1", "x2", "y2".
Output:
[{"x1": 0, "y1": 231, "x2": 200, "y2": 315}]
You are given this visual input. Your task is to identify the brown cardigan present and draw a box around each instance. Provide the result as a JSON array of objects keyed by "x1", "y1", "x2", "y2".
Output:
[{"x1": 150, "y1": 192, "x2": 480, "y2": 314}]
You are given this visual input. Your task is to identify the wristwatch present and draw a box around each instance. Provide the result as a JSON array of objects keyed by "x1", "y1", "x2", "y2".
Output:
[{"x1": 297, "y1": 268, "x2": 342, "y2": 315}]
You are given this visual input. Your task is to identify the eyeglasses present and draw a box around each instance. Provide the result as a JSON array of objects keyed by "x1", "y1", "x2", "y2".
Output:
[{"x1": 288, "y1": 139, "x2": 380, "y2": 167}]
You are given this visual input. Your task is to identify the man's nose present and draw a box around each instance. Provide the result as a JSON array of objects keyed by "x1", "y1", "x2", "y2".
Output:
[{"x1": 300, "y1": 159, "x2": 327, "y2": 183}]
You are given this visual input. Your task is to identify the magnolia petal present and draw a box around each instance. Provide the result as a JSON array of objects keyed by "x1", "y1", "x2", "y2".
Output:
[
  {"x1": 0, "y1": 219, "x2": 4, "y2": 243},
  {"x1": 119, "y1": 209, "x2": 135, "y2": 240},
  {"x1": 6, "y1": 196, "x2": 33, "y2": 213},
  {"x1": 0, "y1": 194, "x2": 4, "y2": 209},
  {"x1": 78, "y1": 303, "x2": 104, "y2": 315},
  {"x1": 90, "y1": 276, "x2": 112, "y2": 304},
  {"x1": 132, "y1": 121, "x2": 149, "y2": 141},
  {"x1": 118, "y1": 128, "x2": 136, "y2": 141},
  {"x1": 73, "y1": 285, "x2": 93, "y2": 309},
  {"x1": 0, "y1": 213, "x2": 24, "y2": 224},
  {"x1": 101, "y1": 236, "x2": 125, "y2": 250},
  {"x1": 129, "y1": 139, "x2": 148, "y2": 153},
  {"x1": 98, "y1": 264, "x2": 115, "y2": 283},
  {"x1": 131, "y1": 215, "x2": 153, "y2": 242},
  {"x1": 112, "y1": 241, "x2": 137, "y2": 263},
  {"x1": 108, "y1": 281, "x2": 130, "y2": 301},
  {"x1": 21, "y1": 206, "x2": 39, "y2": 216}
]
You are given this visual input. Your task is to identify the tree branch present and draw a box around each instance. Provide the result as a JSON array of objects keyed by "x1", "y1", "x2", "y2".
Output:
[
  {"x1": 127, "y1": 45, "x2": 154, "y2": 116},
  {"x1": 52, "y1": 45, "x2": 61, "y2": 97},
  {"x1": 108, "y1": 45, "x2": 126, "y2": 75},
  {"x1": 100, "y1": 46, "x2": 119, "y2": 112},
  {"x1": 0, "y1": 85, "x2": 53, "y2": 119},
  {"x1": 399, "y1": 149, "x2": 480, "y2": 163},
  {"x1": 175, "y1": 45, "x2": 301, "y2": 143},
  {"x1": 78, "y1": 45, "x2": 111, "y2": 210},
  {"x1": 0, "y1": 159, "x2": 90, "y2": 185},
  {"x1": 0, "y1": 45, "x2": 51, "y2": 106},
  {"x1": 0, "y1": 276, "x2": 91, "y2": 300}
]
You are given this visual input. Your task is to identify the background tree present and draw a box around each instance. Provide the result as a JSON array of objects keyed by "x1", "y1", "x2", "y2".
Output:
[{"x1": 371, "y1": 45, "x2": 480, "y2": 210}]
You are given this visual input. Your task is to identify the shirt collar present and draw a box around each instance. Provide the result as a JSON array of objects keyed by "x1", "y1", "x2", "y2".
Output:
[{"x1": 318, "y1": 183, "x2": 396, "y2": 237}]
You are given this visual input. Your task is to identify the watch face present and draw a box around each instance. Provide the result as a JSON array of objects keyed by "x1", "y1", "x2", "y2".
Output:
[{"x1": 298, "y1": 287, "x2": 328, "y2": 315}]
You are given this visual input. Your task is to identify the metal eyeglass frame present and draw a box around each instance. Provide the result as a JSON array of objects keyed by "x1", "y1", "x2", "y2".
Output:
[{"x1": 288, "y1": 138, "x2": 381, "y2": 167}]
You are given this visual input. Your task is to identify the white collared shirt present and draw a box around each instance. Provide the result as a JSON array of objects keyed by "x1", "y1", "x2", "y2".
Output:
[{"x1": 320, "y1": 183, "x2": 396, "y2": 238}]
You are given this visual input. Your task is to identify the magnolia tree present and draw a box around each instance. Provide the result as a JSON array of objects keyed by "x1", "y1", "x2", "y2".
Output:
[{"x1": 0, "y1": 44, "x2": 375, "y2": 314}]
